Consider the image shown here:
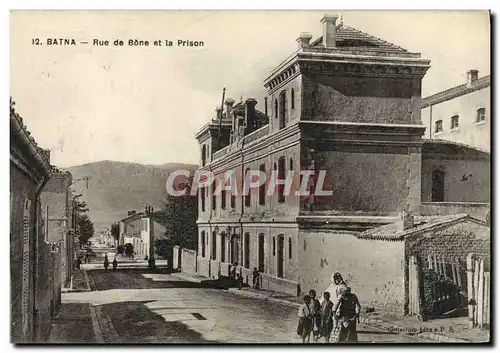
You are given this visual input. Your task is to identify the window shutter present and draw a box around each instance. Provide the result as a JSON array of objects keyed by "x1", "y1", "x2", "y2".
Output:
[{"x1": 22, "y1": 197, "x2": 31, "y2": 338}]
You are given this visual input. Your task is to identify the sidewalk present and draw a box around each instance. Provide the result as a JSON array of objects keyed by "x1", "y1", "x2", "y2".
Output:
[
  {"x1": 62, "y1": 269, "x2": 91, "y2": 293},
  {"x1": 174, "y1": 272, "x2": 490, "y2": 343}
]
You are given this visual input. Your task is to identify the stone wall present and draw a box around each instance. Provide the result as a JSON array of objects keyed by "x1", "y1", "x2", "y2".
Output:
[
  {"x1": 421, "y1": 157, "x2": 490, "y2": 202},
  {"x1": 405, "y1": 220, "x2": 491, "y2": 287},
  {"x1": 172, "y1": 246, "x2": 181, "y2": 270},
  {"x1": 302, "y1": 75, "x2": 421, "y2": 124},
  {"x1": 314, "y1": 149, "x2": 410, "y2": 213},
  {"x1": 298, "y1": 230, "x2": 406, "y2": 314},
  {"x1": 181, "y1": 248, "x2": 197, "y2": 274},
  {"x1": 10, "y1": 165, "x2": 37, "y2": 343}
]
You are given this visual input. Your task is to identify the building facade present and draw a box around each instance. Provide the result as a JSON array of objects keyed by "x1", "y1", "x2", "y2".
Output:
[
  {"x1": 119, "y1": 211, "x2": 165, "y2": 259},
  {"x1": 40, "y1": 167, "x2": 75, "y2": 288},
  {"x1": 421, "y1": 70, "x2": 490, "y2": 152},
  {"x1": 193, "y1": 16, "x2": 491, "y2": 304},
  {"x1": 10, "y1": 99, "x2": 55, "y2": 342}
]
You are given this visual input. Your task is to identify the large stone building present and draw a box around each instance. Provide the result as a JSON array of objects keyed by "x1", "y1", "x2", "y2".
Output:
[
  {"x1": 421, "y1": 70, "x2": 490, "y2": 152},
  {"x1": 10, "y1": 99, "x2": 57, "y2": 342},
  {"x1": 193, "y1": 16, "x2": 490, "y2": 308},
  {"x1": 40, "y1": 166, "x2": 75, "y2": 288}
]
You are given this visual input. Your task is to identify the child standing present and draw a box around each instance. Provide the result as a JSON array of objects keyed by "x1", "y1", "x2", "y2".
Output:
[{"x1": 297, "y1": 295, "x2": 313, "y2": 343}]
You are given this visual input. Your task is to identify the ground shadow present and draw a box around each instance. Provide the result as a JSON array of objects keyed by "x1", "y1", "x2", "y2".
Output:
[
  {"x1": 87, "y1": 269, "x2": 228, "y2": 291},
  {"x1": 101, "y1": 301, "x2": 220, "y2": 343}
]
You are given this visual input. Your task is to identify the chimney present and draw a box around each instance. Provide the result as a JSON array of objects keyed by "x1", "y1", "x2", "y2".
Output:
[
  {"x1": 466, "y1": 69, "x2": 479, "y2": 88},
  {"x1": 215, "y1": 106, "x2": 222, "y2": 119},
  {"x1": 296, "y1": 32, "x2": 313, "y2": 49},
  {"x1": 321, "y1": 15, "x2": 339, "y2": 48},
  {"x1": 225, "y1": 98, "x2": 235, "y2": 117},
  {"x1": 397, "y1": 210, "x2": 415, "y2": 231}
]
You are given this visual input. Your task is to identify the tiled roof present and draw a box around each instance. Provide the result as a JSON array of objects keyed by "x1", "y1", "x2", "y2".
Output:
[
  {"x1": 310, "y1": 24, "x2": 408, "y2": 53},
  {"x1": 421, "y1": 75, "x2": 491, "y2": 108},
  {"x1": 358, "y1": 214, "x2": 472, "y2": 241}
]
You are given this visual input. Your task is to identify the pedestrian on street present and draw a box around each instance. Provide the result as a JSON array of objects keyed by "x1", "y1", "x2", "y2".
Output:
[
  {"x1": 309, "y1": 289, "x2": 321, "y2": 342},
  {"x1": 230, "y1": 262, "x2": 238, "y2": 280},
  {"x1": 252, "y1": 267, "x2": 260, "y2": 289},
  {"x1": 297, "y1": 295, "x2": 313, "y2": 343},
  {"x1": 112, "y1": 258, "x2": 118, "y2": 272},
  {"x1": 320, "y1": 291, "x2": 334, "y2": 343},
  {"x1": 332, "y1": 287, "x2": 361, "y2": 343},
  {"x1": 104, "y1": 254, "x2": 109, "y2": 272}
]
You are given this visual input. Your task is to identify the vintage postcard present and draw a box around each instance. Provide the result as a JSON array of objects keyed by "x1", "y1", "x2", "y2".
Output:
[{"x1": 9, "y1": 10, "x2": 491, "y2": 344}]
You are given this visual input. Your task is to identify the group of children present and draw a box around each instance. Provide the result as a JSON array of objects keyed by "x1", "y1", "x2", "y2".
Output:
[{"x1": 297, "y1": 273, "x2": 361, "y2": 344}]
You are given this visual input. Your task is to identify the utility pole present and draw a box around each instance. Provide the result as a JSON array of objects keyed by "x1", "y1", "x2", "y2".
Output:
[
  {"x1": 217, "y1": 87, "x2": 226, "y2": 150},
  {"x1": 145, "y1": 205, "x2": 156, "y2": 270}
]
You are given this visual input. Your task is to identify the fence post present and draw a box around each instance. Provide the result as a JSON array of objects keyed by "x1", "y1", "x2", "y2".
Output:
[
  {"x1": 428, "y1": 254, "x2": 433, "y2": 270},
  {"x1": 473, "y1": 259, "x2": 480, "y2": 326},
  {"x1": 483, "y1": 272, "x2": 490, "y2": 327},
  {"x1": 477, "y1": 259, "x2": 484, "y2": 327},
  {"x1": 413, "y1": 256, "x2": 422, "y2": 317},
  {"x1": 467, "y1": 253, "x2": 475, "y2": 328}
]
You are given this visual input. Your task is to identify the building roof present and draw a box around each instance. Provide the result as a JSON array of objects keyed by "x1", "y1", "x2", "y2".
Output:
[
  {"x1": 421, "y1": 75, "x2": 491, "y2": 108},
  {"x1": 120, "y1": 212, "x2": 145, "y2": 223},
  {"x1": 358, "y1": 214, "x2": 488, "y2": 241},
  {"x1": 422, "y1": 139, "x2": 491, "y2": 157},
  {"x1": 310, "y1": 24, "x2": 408, "y2": 53},
  {"x1": 10, "y1": 98, "x2": 52, "y2": 178}
]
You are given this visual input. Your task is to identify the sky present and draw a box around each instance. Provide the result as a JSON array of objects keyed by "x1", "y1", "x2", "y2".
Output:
[{"x1": 10, "y1": 10, "x2": 491, "y2": 168}]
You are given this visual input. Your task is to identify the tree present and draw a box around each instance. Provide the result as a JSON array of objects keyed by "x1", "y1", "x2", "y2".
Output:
[
  {"x1": 77, "y1": 213, "x2": 95, "y2": 245},
  {"x1": 110, "y1": 222, "x2": 120, "y2": 242},
  {"x1": 72, "y1": 194, "x2": 94, "y2": 246},
  {"x1": 155, "y1": 174, "x2": 198, "y2": 250}
]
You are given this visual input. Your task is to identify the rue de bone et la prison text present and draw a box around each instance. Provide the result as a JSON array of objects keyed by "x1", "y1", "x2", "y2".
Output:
[{"x1": 32, "y1": 37, "x2": 205, "y2": 47}]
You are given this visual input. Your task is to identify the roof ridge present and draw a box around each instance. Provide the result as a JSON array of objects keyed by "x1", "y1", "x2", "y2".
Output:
[{"x1": 422, "y1": 75, "x2": 491, "y2": 102}]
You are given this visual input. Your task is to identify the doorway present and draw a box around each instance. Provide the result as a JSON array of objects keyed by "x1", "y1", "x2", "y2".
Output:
[
  {"x1": 258, "y1": 234, "x2": 265, "y2": 273},
  {"x1": 431, "y1": 170, "x2": 445, "y2": 202},
  {"x1": 277, "y1": 235, "x2": 284, "y2": 278}
]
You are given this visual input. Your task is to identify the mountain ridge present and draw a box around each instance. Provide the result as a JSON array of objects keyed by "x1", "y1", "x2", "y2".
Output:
[{"x1": 66, "y1": 160, "x2": 198, "y2": 233}]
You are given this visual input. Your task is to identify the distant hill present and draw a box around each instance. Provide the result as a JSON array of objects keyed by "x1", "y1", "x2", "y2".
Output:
[{"x1": 66, "y1": 160, "x2": 198, "y2": 233}]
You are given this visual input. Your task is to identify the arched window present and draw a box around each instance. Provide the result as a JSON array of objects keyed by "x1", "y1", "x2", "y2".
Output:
[
  {"x1": 258, "y1": 233, "x2": 265, "y2": 272},
  {"x1": 259, "y1": 164, "x2": 266, "y2": 206},
  {"x1": 244, "y1": 232, "x2": 250, "y2": 269},
  {"x1": 274, "y1": 99, "x2": 278, "y2": 119},
  {"x1": 245, "y1": 168, "x2": 251, "y2": 207},
  {"x1": 288, "y1": 238, "x2": 292, "y2": 259},
  {"x1": 291, "y1": 88, "x2": 295, "y2": 110},
  {"x1": 200, "y1": 186, "x2": 206, "y2": 212},
  {"x1": 201, "y1": 145, "x2": 207, "y2": 166},
  {"x1": 272, "y1": 236, "x2": 276, "y2": 256},
  {"x1": 278, "y1": 156, "x2": 286, "y2": 203},
  {"x1": 220, "y1": 232, "x2": 226, "y2": 263},
  {"x1": 212, "y1": 179, "x2": 217, "y2": 211},
  {"x1": 201, "y1": 231, "x2": 206, "y2": 258},
  {"x1": 279, "y1": 91, "x2": 287, "y2": 129},
  {"x1": 211, "y1": 231, "x2": 217, "y2": 260}
]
